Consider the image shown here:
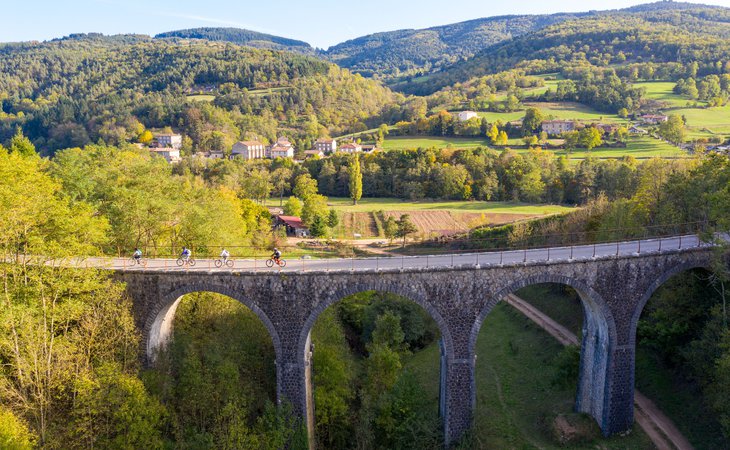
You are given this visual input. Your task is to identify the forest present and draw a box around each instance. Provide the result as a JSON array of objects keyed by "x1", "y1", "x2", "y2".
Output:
[
  {"x1": 0, "y1": 36, "x2": 401, "y2": 155},
  {"x1": 400, "y1": 5, "x2": 730, "y2": 95}
]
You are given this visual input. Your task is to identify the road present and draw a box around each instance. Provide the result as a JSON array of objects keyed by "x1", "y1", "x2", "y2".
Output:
[
  {"x1": 79, "y1": 234, "x2": 705, "y2": 272},
  {"x1": 506, "y1": 294, "x2": 695, "y2": 450}
]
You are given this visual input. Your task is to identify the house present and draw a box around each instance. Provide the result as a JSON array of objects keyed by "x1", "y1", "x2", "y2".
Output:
[
  {"x1": 339, "y1": 142, "x2": 362, "y2": 154},
  {"x1": 231, "y1": 141, "x2": 266, "y2": 160},
  {"x1": 274, "y1": 215, "x2": 309, "y2": 237},
  {"x1": 303, "y1": 149, "x2": 325, "y2": 158},
  {"x1": 268, "y1": 137, "x2": 295, "y2": 159},
  {"x1": 542, "y1": 120, "x2": 576, "y2": 135},
  {"x1": 457, "y1": 111, "x2": 478, "y2": 122},
  {"x1": 313, "y1": 138, "x2": 337, "y2": 154},
  {"x1": 149, "y1": 147, "x2": 181, "y2": 163},
  {"x1": 640, "y1": 114, "x2": 669, "y2": 125},
  {"x1": 629, "y1": 126, "x2": 648, "y2": 134},
  {"x1": 360, "y1": 144, "x2": 378, "y2": 153},
  {"x1": 155, "y1": 133, "x2": 183, "y2": 149}
]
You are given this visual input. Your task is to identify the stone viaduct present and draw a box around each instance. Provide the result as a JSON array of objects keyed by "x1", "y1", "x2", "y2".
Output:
[{"x1": 115, "y1": 242, "x2": 717, "y2": 447}]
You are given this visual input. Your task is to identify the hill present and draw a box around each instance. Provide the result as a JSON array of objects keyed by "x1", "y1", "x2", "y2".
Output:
[
  {"x1": 0, "y1": 38, "x2": 399, "y2": 154},
  {"x1": 324, "y1": 13, "x2": 586, "y2": 79},
  {"x1": 155, "y1": 27, "x2": 314, "y2": 53},
  {"x1": 397, "y1": 2, "x2": 730, "y2": 95}
]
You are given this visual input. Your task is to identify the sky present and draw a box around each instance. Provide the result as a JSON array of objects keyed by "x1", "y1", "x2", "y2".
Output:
[{"x1": 2, "y1": 0, "x2": 729, "y2": 49}]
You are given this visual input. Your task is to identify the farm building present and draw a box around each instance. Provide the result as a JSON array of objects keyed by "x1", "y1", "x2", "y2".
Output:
[
  {"x1": 457, "y1": 111, "x2": 478, "y2": 122},
  {"x1": 274, "y1": 215, "x2": 309, "y2": 237}
]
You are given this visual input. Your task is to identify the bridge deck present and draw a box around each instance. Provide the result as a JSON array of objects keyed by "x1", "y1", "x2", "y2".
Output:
[{"x1": 77, "y1": 235, "x2": 706, "y2": 273}]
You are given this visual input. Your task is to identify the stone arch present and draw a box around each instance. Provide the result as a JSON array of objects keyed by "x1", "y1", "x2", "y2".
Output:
[
  {"x1": 297, "y1": 280, "x2": 455, "y2": 365},
  {"x1": 295, "y1": 279, "x2": 456, "y2": 447},
  {"x1": 144, "y1": 282, "x2": 282, "y2": 369},
  {"x1": 629, "y1": 259, "x2": 711, "y2": 348},
  {"x1": 468, "y1": 272, "x2": 617, "y2": 432},
  {"x1": 469, "y1": 273, "x2": 616, "y2": 356}
]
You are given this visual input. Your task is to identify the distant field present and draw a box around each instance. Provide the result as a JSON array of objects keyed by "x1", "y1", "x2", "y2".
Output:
[
  {"x1": 382, "y1": 136, "x2": 491, "y2": 150},
  {"x1": 248, "y1": 86, "x2": 291, "y2": 96},
  {"x1": 673, "y1": 105, "x2": 730, "y2": 138},
  {"x1": 634, "y1": 81, "x2": 689, "y2": 107},
  {"x1": 383, "y1": 134, "x2": 686, "y2": 161},
  {"x1": 186, "y1": 94, "x2": 215, "y2": 102},
  {"x1": 477, "y1": 101, "x2": 626, "y2": 124},
  {"x1": 327, "y1": 198, "x2": 573, "y2": 215}
]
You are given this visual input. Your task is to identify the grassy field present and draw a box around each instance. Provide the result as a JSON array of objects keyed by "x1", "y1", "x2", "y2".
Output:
[
  {"x1": 673, "y1": 105, "x2": 730, "y2": 139},
  {"x1": 634, "y1": 81, "x2": 689, "y2": 108},
  {"x1": 477, "y1": 101, "x2": 626, "y2": 124},
  {"x1": 381, "y1": 134, "x2": 686, "y2": 161},
  {"x1": 382, "y1": 136, "x2": 491, "y2": 150},
  {"x1": 325, "y1": 198, "x2": 574, "y2": 215},
  {"x1": 185, "y1": 94, "x2": 215, "y2": 102},
  {"x1": 405, "y1": 303, "x2": 654, "y2": 448}
]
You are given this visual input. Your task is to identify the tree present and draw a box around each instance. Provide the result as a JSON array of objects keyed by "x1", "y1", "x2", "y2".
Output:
[
  {"x1": 563, "y1": 130, "x2": 580, "y2": 154},
  {"x1": 658, "y1": 114, "x2": 686, "y2": 144},
  {"x1": 137, "y1": 130, "x2": 154, "y2": 145},
  {"x1": 579, "y1": 127, "x2": 603, "y2": 150},
  {"x1": 383, "y1": 216, "x2": 398, "y2": 245},
  {"x1": 327, "y1": 209, "x2": 339, "y2": 229},
  {"x1": 283, "y1": 196, "x2": 303, "y2": 217},
  {"x1": 0, "y1": 408, "x2": 36, "y2": 450},
  {"x1": 395, "y1": 214, "x2": 418, "y2": 247},
  {"x1": 293, "y1": 173, "x2": 319, "y2": 200},
  {"x1": 376, "y1": 124, "x2": 389, "y2": 147},
  {"x1": 271, "y1": 168, "x2": 293, "y2": 207},
  {"x1": 309, "y1": 214, "x2": 328, "y2": 237},
  {"x1": 487, "y1": 123, "x2": 499, "y2": 143},
  {"x1": 522, "y1": 107, "x2": 544, "y2": 135},
  {"x1": 348, "y1": 154, "x2": 363, "y2": 205},
  {"x1": 301, "y1": 194, "x2": 329, "y2": 226},
  {"x1": 9, "y1": 129, "x2": 35, "y2": 157},
  {"x1": 522, "y1": 135, "x2": 539, "y2": 147},
  {"x1": 496, "y1": 130, "x2": 509, "y2": 146}
]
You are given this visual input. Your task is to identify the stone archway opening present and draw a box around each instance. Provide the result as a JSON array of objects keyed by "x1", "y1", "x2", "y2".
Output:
[
  {"x1": 471, "y1": 280, "x2": 627, "y2": 448},
  {"x1": 304, "y1": 290, "x2": 444, "y2": 450},
  {"x1": 144, "y1": 291, "x2": 279, "y2": 446},
  {"x1": 635, "y1": 267, "x2": 728, "y2": 448}
]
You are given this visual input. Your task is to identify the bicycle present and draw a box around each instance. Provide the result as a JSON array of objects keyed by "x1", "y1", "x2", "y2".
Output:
[
  {"x1": 129, "y1": 256, "x2": 147, "y2": 267},
  {"x1": 176, "y1": 257, "x2": 196, "y2": 267},
  {"x1": 215, "y1": 258, "x2": 234, "y2": 268},
  {"x1": 265, "y1": 258, "x2": 286, "y2": 268}
]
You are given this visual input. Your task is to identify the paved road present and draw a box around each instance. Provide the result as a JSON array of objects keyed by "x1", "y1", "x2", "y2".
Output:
[
  {"x1": 505, "y1": 294, "x2": 695, "y2": 450},
  {"x1": 78, "y1": 234, "x2": 706, "y2": 272}
]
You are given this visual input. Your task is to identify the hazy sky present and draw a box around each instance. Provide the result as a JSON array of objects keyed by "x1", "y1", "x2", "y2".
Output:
[{"x1": 3, "y1": 0, "x2": 729, "y2": 49}]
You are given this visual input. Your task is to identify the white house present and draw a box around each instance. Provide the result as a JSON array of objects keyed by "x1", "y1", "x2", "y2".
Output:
[
  {"x1": 339, "y1": 142, "x2": 362, "y2": 154},
  {"x1": 268, "y1": 137, "x2": 295, "y2": 159},
  {"x1": 149, "y1": 147, "x2": 181, "y2": 163},
  {"x1": 457, "y1": 111, "x2": 478, "y2": 122},
  {"x1": 542, "y1": 120, "x2": 576, "y2": 136},
  {"x1": 155, "y1": 133, "x2": 183, "y2": 149},
  {"x1": 231, "y1": 141, "x2": 266, "y2": 160},
  {"x1": 313, "y1": 138, "x2": 337, "y2": 153}
]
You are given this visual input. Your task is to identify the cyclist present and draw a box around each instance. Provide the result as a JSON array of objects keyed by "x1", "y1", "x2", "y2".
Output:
[
  {"x1": 133, "y1": 248, "x2": 142, "y2": 264},
  {"x1": 181, "y1": 246, "x2": 191, "y2": 261},
  {"x1": 220, "y1": 248, "x2": 230, "y2": 263},
  {"x1": 271, "y1": 247, "x2": 282, "y2": 264}
]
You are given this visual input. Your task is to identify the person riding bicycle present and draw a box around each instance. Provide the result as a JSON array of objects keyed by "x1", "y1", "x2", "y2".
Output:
[
  {"x1": 220, "y1": 248, "x2": 230, "y2": 262},
  {"x1": 133, "y1": 248, "x2": 142, "y2": 264},
  {"x1": 271, "y1": 248, "x2": 282, "y2": 263},
  {"x1": 181, "y1": 247, "x2": 191, "y2": 261}
]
